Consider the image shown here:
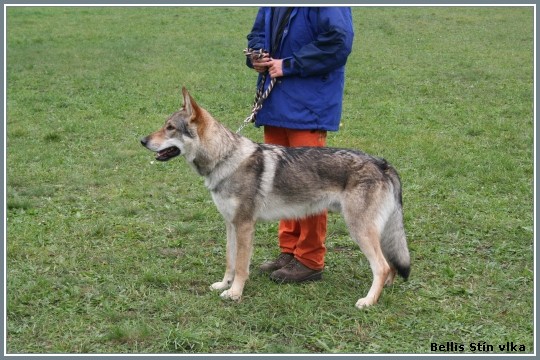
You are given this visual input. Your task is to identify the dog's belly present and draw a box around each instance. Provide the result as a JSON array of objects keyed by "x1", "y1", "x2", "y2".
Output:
[
  {"x1": 211, "y1": 190, "x2": 342, "y2": 223},
  {"x1": 256, "y1": 196, "x2": 341, "y2": 222}
]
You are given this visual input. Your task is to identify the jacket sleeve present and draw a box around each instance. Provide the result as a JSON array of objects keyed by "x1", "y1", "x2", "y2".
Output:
[
  {"x1": 282, "y1": 7, "x2": 354, "y2": 77},
  {"x1": 246, "y1": 8, "x2": 267, "y2": 69}
]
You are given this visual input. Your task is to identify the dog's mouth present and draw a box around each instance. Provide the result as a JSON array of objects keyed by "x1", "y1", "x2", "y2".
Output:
[{"x1": 156, "y1": 146, "x2": 181, "y2": 161}]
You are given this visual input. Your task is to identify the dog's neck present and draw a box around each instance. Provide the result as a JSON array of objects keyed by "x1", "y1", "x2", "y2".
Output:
[{"x1": 190, "y1": 121, "x2": 247, "y2": 177}]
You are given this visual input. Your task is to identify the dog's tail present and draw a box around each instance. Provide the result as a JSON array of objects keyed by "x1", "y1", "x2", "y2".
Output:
[{"x1": 380, "y1": 163, "x2": 411, "y2": 280}]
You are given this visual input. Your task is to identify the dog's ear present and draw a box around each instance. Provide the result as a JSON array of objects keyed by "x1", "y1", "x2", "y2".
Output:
[
  {"x1": 181, "y1": 87, "x2": 200, "y2": 120},
  {"x1": 181, "y1": 87, "x2": 207, "y2": 137}
]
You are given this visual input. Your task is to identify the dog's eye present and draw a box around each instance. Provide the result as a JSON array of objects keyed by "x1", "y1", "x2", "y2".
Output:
[{"x1": 166, "y1": 124, "x2": 176, "y2": 131}]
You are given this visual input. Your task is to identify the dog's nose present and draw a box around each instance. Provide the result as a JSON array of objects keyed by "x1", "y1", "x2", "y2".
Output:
[{"x1": 140, "y1": 137, "x2": 148, "y2": 147}]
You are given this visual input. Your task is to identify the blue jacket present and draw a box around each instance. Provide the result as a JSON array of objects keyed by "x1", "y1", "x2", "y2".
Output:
[{"x1": 247, "y1": 7, "x2": 354, "y2": 131}]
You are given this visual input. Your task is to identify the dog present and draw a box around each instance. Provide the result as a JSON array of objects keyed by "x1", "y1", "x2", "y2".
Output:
[{"x1": 141, "y1": 88, "x2": 410, "y2": 309}]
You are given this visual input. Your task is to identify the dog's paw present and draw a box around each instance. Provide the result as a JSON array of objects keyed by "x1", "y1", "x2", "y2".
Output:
[
  {"x1": 384, "y1": 269, "x2": 397, "y2": 287},
  {"x1": 355, "y1": 297, "x2": 376, "y2": 309},
  {"x1": 210, "y1": 281, "x2": 230, "y2": 291},
  {"x1": 220, "y1": 289, "x2": 242, "y2": 301}
]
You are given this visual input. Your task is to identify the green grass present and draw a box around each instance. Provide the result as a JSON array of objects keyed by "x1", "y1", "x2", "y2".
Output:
[{"x1": 6, "y1": 6, "x2": 534, "y2": 354}]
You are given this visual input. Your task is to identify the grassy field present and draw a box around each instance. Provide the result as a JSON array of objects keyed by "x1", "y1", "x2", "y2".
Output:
[{"x1": 5, "y1": 6, "x2": 534, "y2": 354}]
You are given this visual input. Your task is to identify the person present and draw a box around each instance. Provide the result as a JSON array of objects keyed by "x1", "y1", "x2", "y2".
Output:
[{"x1": 245, "y1": 7, "x2": 354, "y2": 283}]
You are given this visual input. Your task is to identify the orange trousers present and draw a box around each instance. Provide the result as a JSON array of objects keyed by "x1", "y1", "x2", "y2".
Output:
[{"x1": 264, "y1": 125, "x2": 328, "y2": 270}]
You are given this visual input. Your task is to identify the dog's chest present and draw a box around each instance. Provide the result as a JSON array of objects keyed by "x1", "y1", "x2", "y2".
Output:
[{"x1": 210, "y1": 191, "x2": 239, "y2": 222}]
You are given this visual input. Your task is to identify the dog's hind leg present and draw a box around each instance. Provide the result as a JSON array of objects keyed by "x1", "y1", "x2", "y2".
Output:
[
  {"x1": 384, "y1": 268, "x2": 397, "y2": 286},
  {"x1": 210, "y1": 221, "x2": 236, "y2": 291},
  {"x1": 344, "y1": 204, "x2": 391, "y2": 309},
  {"x1": 219, "y1": 220, "x2": 255, "y2": 301},
  {"x1": 353, "y1": 227, "x2": 390, "y2": 309}
]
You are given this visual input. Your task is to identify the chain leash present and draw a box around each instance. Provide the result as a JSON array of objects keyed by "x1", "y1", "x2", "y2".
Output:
[{"x1": 237, "y1": 48, "x2": 277, "y2": 133}]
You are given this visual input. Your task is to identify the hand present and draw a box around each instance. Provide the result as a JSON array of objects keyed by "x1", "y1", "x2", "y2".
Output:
[
  {"x1": 251, "y1": 57, "x2": 284, "y2": 78},
  {"x1": 251, "y1": 53, "x2": 271, "y2": 73},
  {"x1": 267, "y1": 59, "x2": 284, "y2": 78}
]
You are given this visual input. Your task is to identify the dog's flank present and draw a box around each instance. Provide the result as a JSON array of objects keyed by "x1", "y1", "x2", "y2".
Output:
[{"x1": 141, "y1": 87, "x2": 411, "y2": 308}]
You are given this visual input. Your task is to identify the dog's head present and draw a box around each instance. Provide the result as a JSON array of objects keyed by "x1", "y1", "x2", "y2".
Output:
[{"x1": 140, "y1": 87, "x2": 208, "y2": 161}]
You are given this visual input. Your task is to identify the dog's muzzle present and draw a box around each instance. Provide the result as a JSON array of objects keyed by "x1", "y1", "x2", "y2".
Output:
[{"x1": 140, "y1": 137, "x2": 181, "y2": 162}]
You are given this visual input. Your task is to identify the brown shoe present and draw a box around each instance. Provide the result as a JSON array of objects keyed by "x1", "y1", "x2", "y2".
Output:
[
  {"x1": 270, "y1": 258, "x2": 323, "y2": 283},
  {"x1": 259, "y1": 253, "x2": 294, "y2": 273}
]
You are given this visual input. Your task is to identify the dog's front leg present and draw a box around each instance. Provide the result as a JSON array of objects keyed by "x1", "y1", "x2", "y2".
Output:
[
  {"x1": 210, "y1": 221, "x2": 236, "y2": 291},
  {"x1": 219, "y1": 220, "x2": 254, "y2": 301}
]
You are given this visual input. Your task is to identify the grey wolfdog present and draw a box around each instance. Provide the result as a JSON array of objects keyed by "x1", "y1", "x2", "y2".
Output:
[{"x1": 141, "y1": 88, "x2": 410, "y2": 309}]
